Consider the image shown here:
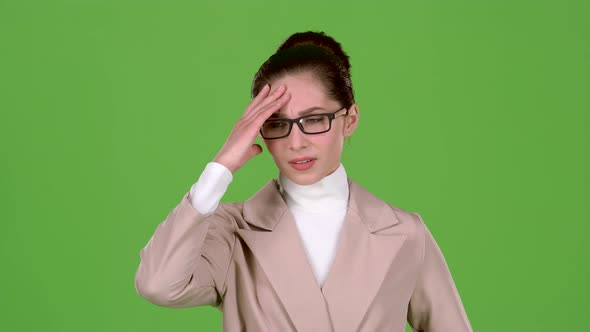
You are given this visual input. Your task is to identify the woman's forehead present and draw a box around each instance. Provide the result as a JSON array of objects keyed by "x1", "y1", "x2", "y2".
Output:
[
  {"x1": 270, "y1": 73, "x2": 338, "y2": 115},
  {"x1": 270, "y1": 106, "x2": 329, "y2": 119},
  {"x1": 270, "y1": 72, "x2": 323, "y2": 94}
]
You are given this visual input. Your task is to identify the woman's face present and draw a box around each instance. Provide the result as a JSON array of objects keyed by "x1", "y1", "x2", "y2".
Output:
[{"x1": 262, "y1": 71, "x2": 359, "y2": 185}]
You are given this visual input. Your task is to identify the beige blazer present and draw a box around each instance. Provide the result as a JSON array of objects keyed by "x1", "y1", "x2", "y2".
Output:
[{"x1": 135, "y1": 178, "x2": 472, "y2": 332}]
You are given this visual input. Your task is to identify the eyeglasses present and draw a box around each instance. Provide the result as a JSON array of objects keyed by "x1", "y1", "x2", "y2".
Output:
[{"x1": 260, "y1": 107, "x2": 349, "y2": 139}]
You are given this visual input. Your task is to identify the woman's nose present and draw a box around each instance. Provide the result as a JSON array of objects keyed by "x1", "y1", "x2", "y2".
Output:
[{"x1": 287, "y1": 123, "x2": 308, "y2": 150}]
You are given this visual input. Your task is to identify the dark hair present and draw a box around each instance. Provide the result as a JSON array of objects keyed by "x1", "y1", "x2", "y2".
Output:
[{"x1": 251, "y1": 31, "x2": 355, "y2": 108}]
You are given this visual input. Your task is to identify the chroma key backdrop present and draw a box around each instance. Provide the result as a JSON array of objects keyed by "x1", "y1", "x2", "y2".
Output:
[{"x1": 1, "y1": 0, "x2": 588, "y2": 331}]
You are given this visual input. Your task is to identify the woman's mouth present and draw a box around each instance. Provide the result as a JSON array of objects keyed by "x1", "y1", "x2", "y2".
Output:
[{"x1": 289, "y1": 158, "x2": 316, "y2": 171}]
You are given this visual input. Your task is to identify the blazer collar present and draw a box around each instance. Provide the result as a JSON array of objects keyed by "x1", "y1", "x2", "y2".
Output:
[
  {"x1": 243, "y1": 178, "x2": 400, "y2": 232},
  {"x1": 238, "y1": 178, "x2": 407, "y2": 332}
]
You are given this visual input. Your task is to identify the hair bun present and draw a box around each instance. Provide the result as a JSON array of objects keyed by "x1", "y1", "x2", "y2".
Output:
[
  {"x1": 277, "y1": 31, "x2": 351, "y2": 73},
  {"x1": 252, "y1": 30, "x2": 355, "y2": 106}
]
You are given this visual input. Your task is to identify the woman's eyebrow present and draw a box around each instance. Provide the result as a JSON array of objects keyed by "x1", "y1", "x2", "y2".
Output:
[{"x1": 270, "y1": 106, "x2": 326, "y2": 118}]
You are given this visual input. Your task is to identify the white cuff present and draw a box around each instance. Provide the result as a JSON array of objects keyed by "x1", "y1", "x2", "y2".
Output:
[{"x1": 189, "y1": 162, "x2": 233, "y2": 215}]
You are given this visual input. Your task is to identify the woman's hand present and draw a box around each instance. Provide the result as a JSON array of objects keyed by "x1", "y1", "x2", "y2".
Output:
[{"x1": 213, "y1": 84, "x2": 290, "y2": 173}]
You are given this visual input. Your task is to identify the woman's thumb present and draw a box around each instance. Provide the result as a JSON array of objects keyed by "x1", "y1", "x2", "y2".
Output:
[{"x1": 247, "y1": 144, "x2": 263, "y2": 160}]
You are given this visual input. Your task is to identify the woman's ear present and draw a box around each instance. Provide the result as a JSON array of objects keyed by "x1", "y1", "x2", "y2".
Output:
[{"x1": 343, "y1": 103, "x2": 359, "y2": 137}]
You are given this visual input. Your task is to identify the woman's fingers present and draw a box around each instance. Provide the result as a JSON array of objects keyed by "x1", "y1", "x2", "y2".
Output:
[
  {"x1": 244, "y1": 84, "x2": 270, "y2": 115},
  {"x1": 213, "y1": 85, "x2": 289, "y2": 174},
  {"x1": 243, "y1": 84, "x2": 287, "y2": 119},
  {"x1": 243, "y1": 92, "x2": 291, "y2": 130},
  {"x1": 254, "y1": 92, "x2": 291, "y2": 125}
]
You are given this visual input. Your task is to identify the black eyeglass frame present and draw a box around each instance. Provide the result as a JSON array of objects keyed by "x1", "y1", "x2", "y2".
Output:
[{"x1": 260, "y1": 107, "x2": 349, "y2": 140}]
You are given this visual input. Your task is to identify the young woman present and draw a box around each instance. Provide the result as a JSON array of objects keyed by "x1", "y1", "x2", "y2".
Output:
[{"x1": 135, "y1": 31, "x2": 473, "y2": 332}]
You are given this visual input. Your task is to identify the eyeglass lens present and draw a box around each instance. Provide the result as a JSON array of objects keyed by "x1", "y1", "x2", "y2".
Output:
[{"x1": 261, "y1": 114, "x2": 330, "y2": 138}]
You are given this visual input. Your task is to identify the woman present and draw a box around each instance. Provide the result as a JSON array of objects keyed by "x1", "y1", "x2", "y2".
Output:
[{"x1": 135, "y1": 31, "x2": 473, "y2": 332}]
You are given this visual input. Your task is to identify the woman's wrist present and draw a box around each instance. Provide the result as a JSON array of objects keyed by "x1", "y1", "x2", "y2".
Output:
[{"x1": 213, "y1": 155, "x2": 238, "y2": 174}]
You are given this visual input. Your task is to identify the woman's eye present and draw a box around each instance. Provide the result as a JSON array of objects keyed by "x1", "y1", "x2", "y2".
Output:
[
  {"x1": 304, "y1": 117, "x2": 324, "y2": 124},
  {"x1": 267, "y1": 122, "x2": 287, "y2": 129}
]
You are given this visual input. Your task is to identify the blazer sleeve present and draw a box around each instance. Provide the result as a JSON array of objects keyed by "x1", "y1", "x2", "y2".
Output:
[
  {"x1": 134, "y1": 192, "x2": 237, "y2": 308},
  {"x1": 407, "y1": 213, "x2": 473, "y2": 332}
]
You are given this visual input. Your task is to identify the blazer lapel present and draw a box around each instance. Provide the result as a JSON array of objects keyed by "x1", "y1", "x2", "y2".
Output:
[
  {"x1": 237, "y1": 179, "x2": 407, "y2": 332},
  {"x1": 320, "y1": 180, "x2": 408, "y2": 332},
  {"x1": 237, "y1": 180, "x2": 333, "y2": 332}
]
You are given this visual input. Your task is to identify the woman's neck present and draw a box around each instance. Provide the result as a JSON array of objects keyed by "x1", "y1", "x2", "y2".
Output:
[{"x1": 278, "y1": 164, "x2": 349, "y2": 213}]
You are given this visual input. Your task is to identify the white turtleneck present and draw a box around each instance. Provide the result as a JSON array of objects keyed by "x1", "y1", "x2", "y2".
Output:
[
  {"x1": 277, "y1": 164, "x2": 349, "y2": 286},
  {"x1": 189, "y1": 162, "x2": 349, "y2": 287}
]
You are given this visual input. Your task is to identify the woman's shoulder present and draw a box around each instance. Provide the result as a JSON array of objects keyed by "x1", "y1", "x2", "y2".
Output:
[
  {"x1": 387, "y1": 203, "x2": 427, "y2": 235},
  {"x1": 348, "y1": 178, "x2": 426, "y2": 238}
]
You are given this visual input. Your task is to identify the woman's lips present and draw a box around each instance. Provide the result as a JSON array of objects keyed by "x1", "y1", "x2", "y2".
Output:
[{"x1": 288, "y1": 158, "x2": 316, "y2": 171}]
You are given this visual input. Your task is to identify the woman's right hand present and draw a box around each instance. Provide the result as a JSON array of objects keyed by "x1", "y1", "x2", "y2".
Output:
[{"x1": 213, "y1": 84, "x2": 290, "y2": 174}]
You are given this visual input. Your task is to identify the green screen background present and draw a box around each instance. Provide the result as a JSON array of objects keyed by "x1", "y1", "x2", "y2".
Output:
[{"x1": 1, "y1": 0, "x2": 588, "y2": 331}]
